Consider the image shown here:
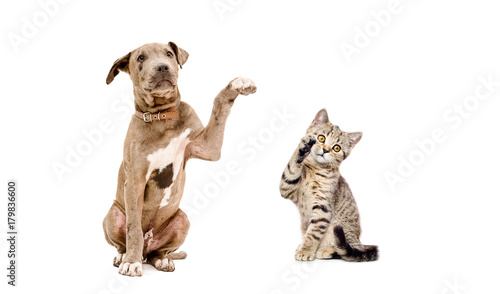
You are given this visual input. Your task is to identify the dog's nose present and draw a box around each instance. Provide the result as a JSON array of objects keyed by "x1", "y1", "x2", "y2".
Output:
[
  {"x1": 323, "y1": 148, "x2": 329, "y2": 154},
  {"x1": 155, "y1": 64, "x2": 169, "y2": 72}
]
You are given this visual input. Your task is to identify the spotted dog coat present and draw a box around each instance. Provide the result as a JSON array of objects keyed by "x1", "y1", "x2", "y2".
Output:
[{"x1": 102, "y1": 42, "x2": 256, "y2": 276}]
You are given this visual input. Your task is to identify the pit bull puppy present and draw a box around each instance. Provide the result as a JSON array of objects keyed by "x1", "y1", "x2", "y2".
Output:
[{"x1": 102, "y1": 42, "x2": 256, "y2": 276}]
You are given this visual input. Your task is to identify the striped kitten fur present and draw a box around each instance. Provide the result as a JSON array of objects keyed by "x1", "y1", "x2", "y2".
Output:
[{"x1": 279, "y1": 109, "x2": 378, "y2": 262}]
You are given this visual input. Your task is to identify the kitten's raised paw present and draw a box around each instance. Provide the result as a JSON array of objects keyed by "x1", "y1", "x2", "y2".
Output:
[
  {"x1": 316, "y1": 247, "x2": 337, "y2": 259},
  {"x1": 299, "y1": 134, "x2": 316, "y2": 155},
  {"x1": 295, "y1": 250, "x2": 316, "y2": 261}
]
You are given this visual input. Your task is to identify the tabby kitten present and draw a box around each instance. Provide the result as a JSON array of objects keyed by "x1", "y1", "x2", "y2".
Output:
[{"x1": 279, "y1": 108, "x2": 378, "y2": 262}]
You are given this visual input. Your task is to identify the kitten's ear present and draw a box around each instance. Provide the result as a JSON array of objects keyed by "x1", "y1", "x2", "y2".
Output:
[
  {"x1": 312, "y1": 108, "x2": 329, "y2": 125},
  {"x1": 348, "y1": 132, "x2": 363, "y2": 148}
]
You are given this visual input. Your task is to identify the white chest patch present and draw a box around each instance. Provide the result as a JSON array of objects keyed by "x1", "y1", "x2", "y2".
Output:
[{"x1": 146, "y1": 128, "x2": 191, "y2": 208}]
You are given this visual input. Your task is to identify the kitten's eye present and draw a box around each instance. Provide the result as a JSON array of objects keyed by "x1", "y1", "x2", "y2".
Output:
[
  {"x1": 137, "y1": 55, "x2": 145, "y2": 61},
  {"x1": 166, "y1": 51, "x2": 173, "y2": 57},
  {"x1": 318, "y1": 135, "x2": 325, "y2": 143},
  {"x1": 333, "y1": 144, "x2": 341, "y2": 152}
]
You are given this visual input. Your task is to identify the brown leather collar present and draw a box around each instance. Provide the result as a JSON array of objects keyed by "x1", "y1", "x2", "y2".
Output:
[{"x1": 135, "y1": 105, "x2": 179, "y2": 122}]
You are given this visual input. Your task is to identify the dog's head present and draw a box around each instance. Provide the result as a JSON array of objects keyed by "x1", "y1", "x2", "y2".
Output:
[{"x1": 106, "y1": 42, "x2": 189, "y2": 110}]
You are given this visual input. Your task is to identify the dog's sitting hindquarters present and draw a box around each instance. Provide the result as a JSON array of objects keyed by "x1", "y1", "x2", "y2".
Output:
[{"x1": 102, "y1": 42, "x2": 256, "y2": 276}]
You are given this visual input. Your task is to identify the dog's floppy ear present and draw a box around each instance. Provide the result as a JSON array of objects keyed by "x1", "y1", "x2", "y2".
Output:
[
  {"x1": 168, "y1": 42, "x2": 189, "y2": 69},
  {"x1": 106, "y1": 52, "x2": 131, "y2": 84}
]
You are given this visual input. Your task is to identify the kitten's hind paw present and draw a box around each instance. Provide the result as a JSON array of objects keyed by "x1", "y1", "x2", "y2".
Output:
[
  {"x1": 295, "y1": 250, "x2": 316, "y2": 261},
  {"x1": 316, "y1": 247, "x2": 338, "y2": 259}
]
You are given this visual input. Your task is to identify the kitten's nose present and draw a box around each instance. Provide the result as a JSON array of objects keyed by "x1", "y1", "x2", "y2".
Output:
[{"x1": 323, "y1": 148, "x2": 329, "y2": 153}]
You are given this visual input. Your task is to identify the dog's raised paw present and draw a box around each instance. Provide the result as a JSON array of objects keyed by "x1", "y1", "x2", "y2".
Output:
[
  {"x1": 154, "y1": 257, "x2": 175, "y2": 272},
  {"x1": 230, "y1": 77, "x2": 257, "y2": 96},
  {"x1": 118, "y1": 261, "x2": 142, "y2": 276}
]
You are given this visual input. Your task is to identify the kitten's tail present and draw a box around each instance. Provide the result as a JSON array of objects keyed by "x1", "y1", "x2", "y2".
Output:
[{"x1": 333, "y1": 226, "x2": 378, "y2": 262}]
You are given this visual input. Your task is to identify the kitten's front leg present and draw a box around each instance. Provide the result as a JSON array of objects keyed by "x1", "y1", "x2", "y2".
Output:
[
  {"x1": 295, "y1": 201, "x2": 333, "y2": 261},
  {"x1": 279, "y1": 134, "x2": 316, "y2": 201}
]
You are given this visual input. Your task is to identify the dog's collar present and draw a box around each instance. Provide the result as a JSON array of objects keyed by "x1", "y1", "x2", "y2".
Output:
[{"x1": 135, "y1": 105, "x2": 179, "y2": 123}]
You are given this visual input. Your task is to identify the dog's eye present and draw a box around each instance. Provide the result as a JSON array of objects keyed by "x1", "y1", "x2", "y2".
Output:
[
  {"x1": 166, "y1": 51, "x2": 173, "y2": 57},
  {"x1": 137, "y1": 55, "x2": 145, "y2": 61},
  {"x1": 333, "y1": 144, "x2": 341, "y2": 152},
  {"x1": 317, "y1": 135, "x2": 325, "y2": 143}
]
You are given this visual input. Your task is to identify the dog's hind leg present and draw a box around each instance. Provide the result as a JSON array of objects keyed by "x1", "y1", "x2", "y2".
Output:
[{"x1": 144, "y1": 209, "x2": 190, "y2": 272}]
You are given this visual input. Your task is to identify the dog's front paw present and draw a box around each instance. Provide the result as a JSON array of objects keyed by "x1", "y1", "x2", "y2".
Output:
[
  {"x1": 229, "y1": 77, "x2": 257, "y2": 96},
  {"x1": 118, "y1": 261, "x2": 143, "y2": 277},
  {"x1": 295, "y1": 250, "x2": 316, "y2": 261}
]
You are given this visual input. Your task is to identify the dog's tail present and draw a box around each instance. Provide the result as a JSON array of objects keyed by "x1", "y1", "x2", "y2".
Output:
[
  {"x1": 333, "y1": 226, "x2": 378, "y2": 262},
  {"x1": 167, "y1": 251, "x2": 187, "y2": 260}
]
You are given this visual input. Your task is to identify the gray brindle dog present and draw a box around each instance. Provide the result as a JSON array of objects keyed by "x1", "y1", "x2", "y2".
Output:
[{"x1": 102, "y1": 42, "x2": 256, "y2": 276}]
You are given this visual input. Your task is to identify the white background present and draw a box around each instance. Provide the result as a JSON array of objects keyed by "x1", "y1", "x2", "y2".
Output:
[{"x1": 1, "y1": 0, "x2": 500, "y2": 293}]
